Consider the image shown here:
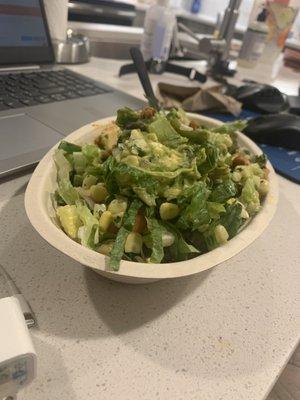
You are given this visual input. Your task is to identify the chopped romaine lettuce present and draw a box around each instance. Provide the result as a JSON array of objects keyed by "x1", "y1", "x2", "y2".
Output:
[
  {"x1": 197, "y1": 144, "x2": 219, "y2": 174},
  {"x1": 207, "y1": 202, "x2": 226, "y2": 219},
  {"x1": 52, "y1": 106, "x2": 268, "y2": 270},
  {"x1": 73, "y1": 152, "x2": 87, "y2": 175},
  {"x1": 145, "y1": 216, "x2": 164, "y2": 263},
  {"x1": 82, "y1": 144, "x2": 101, "y2": 161},
  {"x1": 177, "y1": 182, "x2": 211, "y2": 230},
  {"x1": 58, "y1": 141, "x2": 82, "y2": 154},
  {"x1": 77, "y1": 203, "x2": 100, "y2": 248},
  {"x1": 116, "y1": 107, "x2": 139, "y2": 128},
  {"x1": 240, "y1": 178, "x2": 261, "y2": 215},
  {"x1": 58, "y1": 179, "x2": 79, "y2": 205},
  {"x1": 149, "y1": 114, "x2": 188, "y2": 148},
  {"x1": 220, "y1": 202, "x2": 243, "y2": 238},
  {"x1": 209, "y1": 180, "x2": 236, "y2": 203},
  {"x1": 54, "y1": 149, "x2": 72, "y2": 182},
  {"x1": 109, "y1": 199, "x2": 142, "y2": 270}
]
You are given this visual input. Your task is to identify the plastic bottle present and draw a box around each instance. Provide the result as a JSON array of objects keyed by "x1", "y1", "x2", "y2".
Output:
[
  {"x1": 238, "y1": 2, "x2": 269, "y2": 68},
  {"x1": 140, "y1": 0, "x2": 176, "y2": 64},
  {"x1": 238, "y1": 0, "x2": 299, "y2": 82}
]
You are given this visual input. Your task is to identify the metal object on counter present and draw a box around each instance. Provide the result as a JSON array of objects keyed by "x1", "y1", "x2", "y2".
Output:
[
  {"x1": 53, "y1": 29, "x2": 90, "y2": 64},
  {"x1": 178, "y1": 23, "x2": 226, "y2": 59},
  {"x1": 218, "y1": 0, "x2": 242, "y2": 60},
  {"x1": 177, "y1": 0, "x2": 242, "y2": 77}
]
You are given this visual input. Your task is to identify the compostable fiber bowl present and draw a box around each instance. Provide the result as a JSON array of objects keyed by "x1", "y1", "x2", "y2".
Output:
[{"x1": 25, "y1": 114, "x2": 278, "y2": 283}]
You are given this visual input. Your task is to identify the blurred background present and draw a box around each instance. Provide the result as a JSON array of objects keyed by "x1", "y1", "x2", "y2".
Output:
[{"x1": 66, "y1": 0, "x2": 300, "y2": 60}]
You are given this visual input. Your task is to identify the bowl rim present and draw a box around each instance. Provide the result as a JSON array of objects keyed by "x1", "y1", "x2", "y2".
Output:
[{"x1": 25, "y1": 114, "x2": 278, "y2": 280}]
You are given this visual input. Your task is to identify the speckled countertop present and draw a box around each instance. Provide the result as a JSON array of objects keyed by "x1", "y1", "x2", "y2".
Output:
[{"x1": 0, "y1": 58, "x2": 299, "y2": 400}]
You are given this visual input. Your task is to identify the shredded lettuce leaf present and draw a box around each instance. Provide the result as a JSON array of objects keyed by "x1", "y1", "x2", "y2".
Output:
[
  {"x1": 220, "y1": 202, "x2": 243, "y2": 238},
  {"x1": 54, "y1": 149, "x2": 72, "y2": 182},
  {"x1": 149, "y1": 115, "x2": 188, "y2": 148},
  {"x1": 163, "y1": 222, "x2": 200, "y2": 261},
  {"x1": 209, "y1": 180, "x2": 236, "y2": 203},
  {"x1": 116, "y1": 107, "x2": 140, "y2": 128},
  {"x1": 145, "y1": 216, "x2": 164, "y2": 263},
  {"x1": 240, "y1": 178, "x2": 261, "y2": 215},
  {"x1": 109, "y1": 199, "x2": 142, "y2": 270},
  {"x1": 77, "y1": 204, "x2": 100, "y2": 248},
  {"x1": 177, "y1": 182, "x2": 211, "y2": 230},
  {"x1": 58, "y1": 141, "x2": 82, "y2": 154},
  {"x1": 57, "y1": 179, "x2": 80, "y2": 205}
]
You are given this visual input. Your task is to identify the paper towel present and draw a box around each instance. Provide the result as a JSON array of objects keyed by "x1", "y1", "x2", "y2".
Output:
[{"x1": 44, "y1": 0, "x2": 69, "y2": 42}]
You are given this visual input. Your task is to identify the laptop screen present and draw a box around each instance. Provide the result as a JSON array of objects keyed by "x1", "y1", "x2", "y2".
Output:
[{"x1": 0, "y1": 0, "x2": 54, "y2": 65}]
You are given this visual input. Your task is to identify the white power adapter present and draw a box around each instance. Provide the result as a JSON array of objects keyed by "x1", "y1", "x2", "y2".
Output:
[{"x1": 0, "y1": 297, "x2": 37, "y2": 399}]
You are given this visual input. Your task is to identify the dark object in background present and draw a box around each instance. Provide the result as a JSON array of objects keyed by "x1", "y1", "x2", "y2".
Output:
[
  {"x1": 68, "y1": 0, "x2": 136, "y2": 26},
  {"x1": 287, "y1": 95, "x2": 300, "y2": 116},
  {"x1": 119, "y1": 50, "x2": 207, "y2": 83},
  {"x1": 244, "y1": 113, "x2": 300, "y2": 150},
  {"x1": 234, "y1": 83, "x2": 288, "y2": 114}
]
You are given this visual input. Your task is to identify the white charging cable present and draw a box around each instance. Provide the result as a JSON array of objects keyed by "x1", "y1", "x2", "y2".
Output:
[{"x1": 0, "y1": 263, "x2": 36, "y2": 328}]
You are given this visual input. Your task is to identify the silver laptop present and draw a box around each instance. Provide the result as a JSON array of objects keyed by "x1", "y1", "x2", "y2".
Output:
[{"x1": 0, "y1": 0, "x2": 143, "y2": 179}]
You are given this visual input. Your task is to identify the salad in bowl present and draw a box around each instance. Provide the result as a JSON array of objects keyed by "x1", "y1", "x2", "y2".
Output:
[{"x1": 51, "y1": 106, "x2": 270, "y2": 272}]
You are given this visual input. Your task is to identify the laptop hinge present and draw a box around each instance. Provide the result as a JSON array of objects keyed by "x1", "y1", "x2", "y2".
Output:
[{"x1": 0, "y1": 65, "x2": 41, "y2": 72}]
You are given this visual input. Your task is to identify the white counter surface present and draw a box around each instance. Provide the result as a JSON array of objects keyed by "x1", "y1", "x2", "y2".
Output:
[{"x1": 0, "y1": 57, "x2": 299, "y2": 400}]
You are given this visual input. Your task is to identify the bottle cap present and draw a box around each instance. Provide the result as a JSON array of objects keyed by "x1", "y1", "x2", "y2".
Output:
[{"x1": 257, "y1": 8, "x2": 267, "y2": 22}]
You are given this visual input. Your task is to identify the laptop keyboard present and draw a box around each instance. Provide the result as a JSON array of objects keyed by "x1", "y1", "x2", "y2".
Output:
[{"x1": 0, "y1": 69, "x2": 111, "y2": 111}]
